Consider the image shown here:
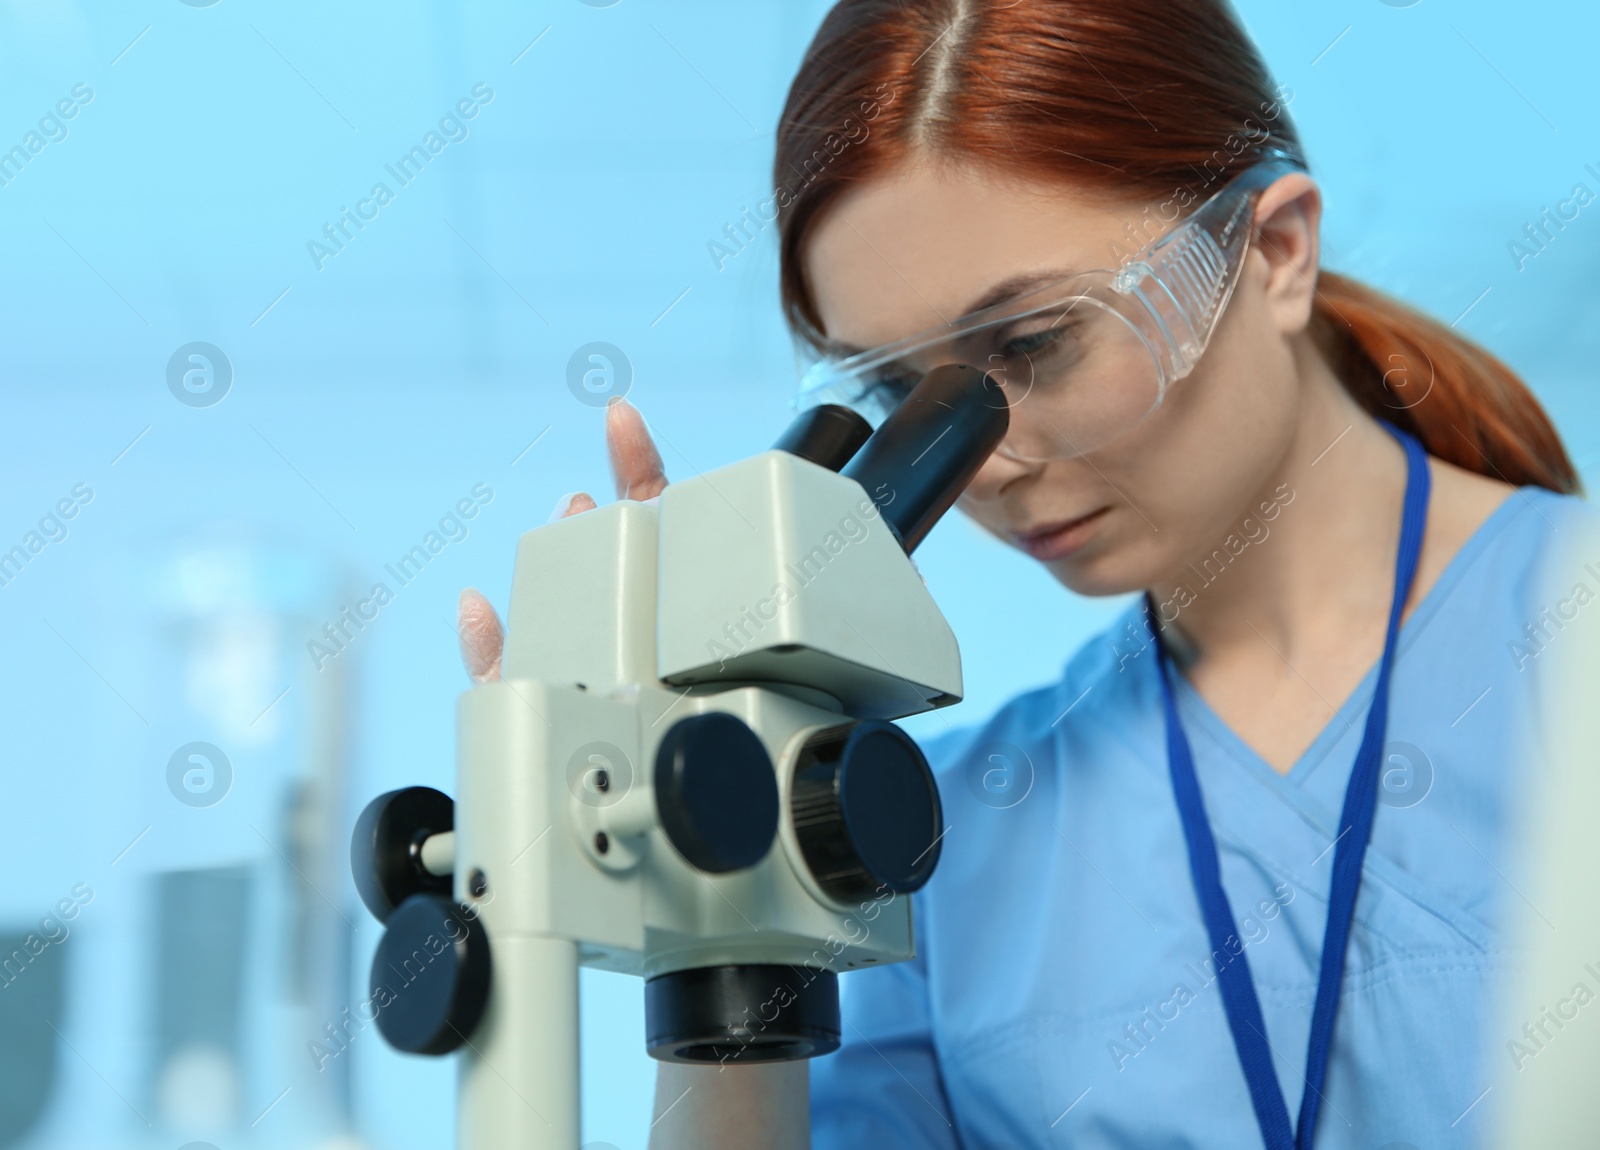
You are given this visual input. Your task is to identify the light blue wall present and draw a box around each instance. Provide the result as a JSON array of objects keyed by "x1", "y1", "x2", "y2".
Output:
[{"x1": 1, "y1": 1, "x2": 1594, "y2": 1148}]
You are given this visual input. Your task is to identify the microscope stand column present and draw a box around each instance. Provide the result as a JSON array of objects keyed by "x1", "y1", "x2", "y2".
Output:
[
  {"x1": 457, "y1": 932, "x2": 580, "y2": 1150},
  {"x1": 451, "y1": 678, "x2": 602, "y2": 1150}
]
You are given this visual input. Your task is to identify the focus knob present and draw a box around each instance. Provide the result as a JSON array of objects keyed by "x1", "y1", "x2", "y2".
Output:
[
  {"x1": 791, "y1": 721, "x2": 943, "y2": 902},
  {"x1": 350, "y1": 786, "x2": 454, "y2": 923},
  {"x1": 655, "y1": 713, "x2": 779, "y2": 874},
  {"x1": 370, "y1": 893, "x2": 491, "y2": 1055}
]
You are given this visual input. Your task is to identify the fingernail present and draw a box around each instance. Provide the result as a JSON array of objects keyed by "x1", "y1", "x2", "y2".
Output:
[{"x1": 548, "y1": 492, "x2": 582, "y2": 523}]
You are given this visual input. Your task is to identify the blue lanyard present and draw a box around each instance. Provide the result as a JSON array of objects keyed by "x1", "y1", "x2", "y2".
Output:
[{"x1": 1146, "y1": 425, "x2": 1430, "y2": 1150}]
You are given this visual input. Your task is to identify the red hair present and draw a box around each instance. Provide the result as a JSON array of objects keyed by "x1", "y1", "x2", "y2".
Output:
[{"x1": 774, "y1": 0, "x2": 1576, "y2": 493}]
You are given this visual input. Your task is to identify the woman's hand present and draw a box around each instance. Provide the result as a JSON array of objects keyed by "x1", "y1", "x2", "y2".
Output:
[{"x1": 455, "y1": 397, "x2": 669, "y2": 682}]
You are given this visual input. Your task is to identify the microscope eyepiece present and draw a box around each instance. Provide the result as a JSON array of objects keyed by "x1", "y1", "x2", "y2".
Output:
[
  {"x1": 772, "y1": 403, "x2": 873, "y2": 471},
  {"x1": 840, "y1": 363, "x2": 1010, "y2": 552}
]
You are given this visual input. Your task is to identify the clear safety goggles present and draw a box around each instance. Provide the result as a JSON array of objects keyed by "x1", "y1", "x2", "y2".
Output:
[{"x1": 793, "y1": 151, "x2": 1306, "y2": 461}]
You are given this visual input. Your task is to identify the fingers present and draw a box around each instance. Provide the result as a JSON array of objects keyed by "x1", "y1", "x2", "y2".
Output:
[
  {"x1": 549, "y1": 491, "x2": 598, "y2": 521},
  {"x1": 461, "y1": 412, "x2": 655, "y2": 687},
  {"x1": 460, "y1": 488, "x2": 590, "y2": 685},
  {"x1": 457, "y1": 588, "x2": 505, "y2": 684},
  {"x1": 606, "y1": 398, "x2": 668, "y2": 502}
]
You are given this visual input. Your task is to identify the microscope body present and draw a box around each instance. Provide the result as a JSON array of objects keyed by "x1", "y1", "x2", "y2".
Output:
[
  {"x1": 351, "y1": 368, "x2": 1007, "y2": 1150},
  {"x1": 455, "y1": 451, "x2": 958, "y2": 1145}
]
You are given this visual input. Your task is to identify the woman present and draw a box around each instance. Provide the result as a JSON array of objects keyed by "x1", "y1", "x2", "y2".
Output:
[{"x1": 460, "y1": 1, "x2": 1585, "y2": 1145}]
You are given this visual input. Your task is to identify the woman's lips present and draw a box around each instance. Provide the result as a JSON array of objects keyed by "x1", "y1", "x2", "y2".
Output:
[{"x1": 1015, "y1": 507, "x2": 1111, "y2": 561}]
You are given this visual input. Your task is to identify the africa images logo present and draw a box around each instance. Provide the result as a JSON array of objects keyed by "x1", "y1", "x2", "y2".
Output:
[
  {"x1": 566, "y1": 342, "x2": 632, "y2": 406},
  {"x1": 166, "y1": 742, "x2": 232, "y2": 808},
  {"x1": 166, "y1": 342, "x2": 232, "y2": 407}
]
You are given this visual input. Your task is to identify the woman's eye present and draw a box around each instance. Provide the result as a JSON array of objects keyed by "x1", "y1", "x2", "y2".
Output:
[
  {"x1": 864, "y1": 372, "x2": 918, "y2": 404},
  {"x1": 998, "y1": 329, "x2": 1062, "y2": 360}
]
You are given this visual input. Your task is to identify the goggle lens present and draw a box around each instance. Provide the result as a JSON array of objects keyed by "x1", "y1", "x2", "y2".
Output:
[{"x1": 794, "y1": 153, "x2": 1305, "y2": 461}]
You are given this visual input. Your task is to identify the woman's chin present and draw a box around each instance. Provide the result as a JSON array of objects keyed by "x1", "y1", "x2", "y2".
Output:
[{"x1": 1040, "y1": 549, "x2": 1150, "y2": 600}]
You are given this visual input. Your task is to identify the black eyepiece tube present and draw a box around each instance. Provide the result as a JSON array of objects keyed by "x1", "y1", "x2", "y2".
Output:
[
  {"x1": 840, "y1": 364, "x2": 1009, "y2": 553},
  {"x1": 772, "y1": 404, "x2": 873, "y2": 472}
]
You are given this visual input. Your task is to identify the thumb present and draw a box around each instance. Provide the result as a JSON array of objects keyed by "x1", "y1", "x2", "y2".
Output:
[{"x1": 457, "y1": 588, "x2": 504, "y2": 683}]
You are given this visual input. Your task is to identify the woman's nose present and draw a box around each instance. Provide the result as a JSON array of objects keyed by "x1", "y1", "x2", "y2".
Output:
[{"x1": 962, "y1": 448, "x2": 1044, "y2": 503}]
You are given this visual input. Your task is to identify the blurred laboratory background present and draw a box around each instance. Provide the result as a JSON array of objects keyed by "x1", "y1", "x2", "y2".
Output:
[{"x1": 0, "y1": 0, "x2": 1596, "y2": 1147}]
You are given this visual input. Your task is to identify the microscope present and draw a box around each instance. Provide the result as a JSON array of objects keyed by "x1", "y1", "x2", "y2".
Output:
[{"x1": 350, "y1": 365, "x2": 1008, "y2": 1148}]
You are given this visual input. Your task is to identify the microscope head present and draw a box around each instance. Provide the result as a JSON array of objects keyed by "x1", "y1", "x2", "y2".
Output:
[{"x1": 507, "y1": 363, "x2": 1011, "y2": 719}]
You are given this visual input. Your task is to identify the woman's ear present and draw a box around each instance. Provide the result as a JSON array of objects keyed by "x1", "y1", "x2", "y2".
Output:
[{"x1": 1251, "y1": 173, "x2": 1322, "y2": 336}]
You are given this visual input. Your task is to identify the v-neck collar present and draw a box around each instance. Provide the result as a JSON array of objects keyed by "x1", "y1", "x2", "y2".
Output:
[{"x1": 1166, "y1": 485, "x2": 1537, "y2": 792}]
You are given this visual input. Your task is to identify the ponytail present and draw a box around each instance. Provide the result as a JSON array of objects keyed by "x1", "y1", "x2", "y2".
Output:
[{"x1": 1309, "y1": 272, "x2": 1577, "y2": 494}]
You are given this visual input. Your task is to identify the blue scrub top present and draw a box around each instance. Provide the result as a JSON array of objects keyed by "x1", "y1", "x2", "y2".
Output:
[{"x1": 811, "y1": 486, "x2": 1589, "y2": 1149}]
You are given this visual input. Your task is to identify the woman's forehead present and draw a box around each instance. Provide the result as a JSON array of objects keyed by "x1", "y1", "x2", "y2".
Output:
[{"x1": 803, "y1": 162, "x2": 1141, "y2": 349}]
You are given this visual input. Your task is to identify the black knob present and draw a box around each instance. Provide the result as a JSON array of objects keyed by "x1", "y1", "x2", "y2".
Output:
[
  {"x1": 370, "y1": 893, "x2": 491, "y2": 1055},
  {"x1": 791, "y1": 721, "x2": 943, "y2": 902},
  {"x1": 655, "y1": 713, "x2": 779, "y2": 874},
  {"x1": 351, "y1": 787, "x2": 454, "y2": 923}
]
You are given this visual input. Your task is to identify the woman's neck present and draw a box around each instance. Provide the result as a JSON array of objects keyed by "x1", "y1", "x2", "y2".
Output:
[
  {"x1": 1149, "y1": 335, "x2": 1517, "y2": 772},
  {"x1": 1160, "y1": 339, "x2": 1407, "y2": 669},
  {"x1": 1148, "y1": 337, "x2": 1433, "y2": 772}
]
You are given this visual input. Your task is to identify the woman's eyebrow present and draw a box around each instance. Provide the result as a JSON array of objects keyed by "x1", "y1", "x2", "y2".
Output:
[
  {"x1": 817, "y1": 266, "x2": 1082, "y2": 356},
  {"x1": 959, "y1": 268, "x2": 1079, "y2": 319}
]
